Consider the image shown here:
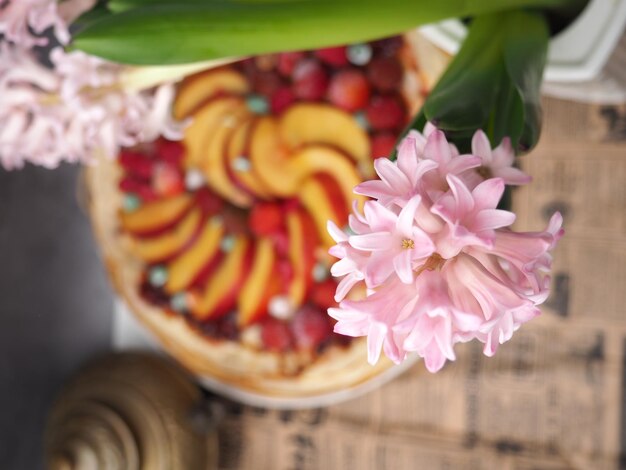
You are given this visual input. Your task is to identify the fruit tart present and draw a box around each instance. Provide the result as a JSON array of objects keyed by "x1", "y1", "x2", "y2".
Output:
[{"x1": 87, "y1": 33, "x2": 446, "y2": 400}]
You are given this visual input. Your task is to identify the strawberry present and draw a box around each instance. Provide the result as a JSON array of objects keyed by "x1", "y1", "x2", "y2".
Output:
[
  {"x1": 249, "y1": 202, "x2": 284, "y2": 236},
  {"x1": 367, "y1": 56, "x2": 403, "y2": 92},
  {"x1": 327, "y1": 68, "x2": 371, "y2": 112},
  {"x1": 155, "y1": 138, "x2": 185, "y2": 165},
  {"x1": 152, "y1": 162, "x2": 184, "y2": 197},
  {"x1": 311, "y1": 280, "x2": 338, "y2": 309},
  {"x1": 366, "y1": 95, "x2": 406, "y2": 130},
  {"x1": 315, "y1": 46, "x2": 348, "y2": 67},
  {"x1": 252, "y1": 70, "x2": 284, "y2": 97},
  {"x1": 270, "y1": 87, "x2": 296, "y2": 114},
  {"x1": 119, "y1": 150, "x2": 153, "y2": 179},
  {"x1": 370, "y1": 132, "x2": 398, "y2": 158},
  {"x1": 292, "y1": 59, "x2": 329, "y2": 101},
  {"x1": 195, "y1": 188, "x2": 224, "y2": 215},
  {"x1": 291, "y1": 305, "x2": 333, "y2": 350},
  {"x1": 278, "y1": 51, "x2": 307, "y2": 77},
  {"x1": 261, "y1": 318, "x2": 293, "y2": 352}
]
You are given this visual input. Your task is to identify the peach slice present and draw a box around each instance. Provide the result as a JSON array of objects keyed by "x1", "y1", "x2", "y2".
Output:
[
  {"x1": 279, "y1": 103, "x2": 372, "y2": 172},
  {"x1": 164, "y1": 217, "x2": 225, "y2": 293},
  {"x1": 119, "y1": 193, "x2": 192, "y2": 235},
  {"x1": 288, "y1": 145, "x2": 365, "y2": 209},
  {"x1": 225, "y1": 117, "x2": 273, "y2": 199},
  {"x1": 190, "y1": 235, "x2": 250, "y2": 321},
  {"x1": 129, "y1": 208, "x2": 201, "y2": 263},
  {"x1": 249, "y1": 118, "x2": 365, "y2": 206},
  {"x1": 174, "y1": 68, "x2": 249, "y2": 120},
  {"x1": 200, "y1": 103, "x2": 253, "y2": 208},
  {"x1": 183, "y1": 96, "x2": 245, "y2": 168},
  {"x1": 237, "y1": 237, "x2": 280, "y2": 327},
  {"x1": 298, "y1": 178, "x2": 344, "y2": 248},
  {"x1": 286, "y1": 210, "x2": 318, "y2": 307},
  {"x1": 248, "y1": 116, "x2": 291, "y2": 196}
]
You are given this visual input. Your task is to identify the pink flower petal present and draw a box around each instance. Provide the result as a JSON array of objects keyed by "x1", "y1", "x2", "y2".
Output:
[
  {"x1": 471, "y1": 129, "x2": 493, "y2": 164},
  {"x1": 327, "y1": 220, "x2": 348, "y2": 243},
  {"x1": 393, "y1": 250, "x2": 414, "y2": 284},
  {"x1": 424, "y1": 129, "x2": 452, "y2": 165},
  {"x1": 472, "y1": 178, "x2": 505, "y2": 210},
  {"x1": 493, "y1": 166, "x2": 532, "y2": 185},
  {"x1": 396, "y1": 194, "x2": 421, "y2": 237},
  {"x1": 374, "y1": 157, "x2": 411, "y2": 193},
  {"x1": 472, "y1": 209, "x2": 516, "y2": 231},
  {"x1": 349, "y1": 232, "x2": 392, "y2": 251}
]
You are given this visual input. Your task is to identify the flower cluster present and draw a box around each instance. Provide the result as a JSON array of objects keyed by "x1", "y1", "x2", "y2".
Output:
[
  {"x1": 327, "y1": 124, "x2": 562, "y2": 372},
  {"x1": 0, "y1": 0, "x2": 183, "y2": 169}
]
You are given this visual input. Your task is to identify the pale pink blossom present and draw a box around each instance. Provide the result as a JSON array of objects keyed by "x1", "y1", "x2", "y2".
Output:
[
  {"x1": 355, "y1": 127, "x2": 480, "y2": 206},
  {"x1": 432, "y1": 176, "x2": 516, "y2": 258},
  {"x1": 397, "y1": 269, "x2": 482, "y2": 372},
  {"x1": 466, "y1": 130, "x2": 532, "y2": 187},
  {"x1": 328, "y1": 125, "x2": 562, "y2": 372},
  {"x1": 329, "y1": 277, "x2": 420, "y2": 364},
  {"x1": 327, "y1": 220, "x2": 369, "y2": 302},
  {"x1": 0, "y1": 45, "x2": 183, "y2": 169},
  {"x1": 348, "y1": 195, "x2": 435, "y2": 285},
  {"x1": 0, "y1": 0, "x2": 94, "y2": 47}
]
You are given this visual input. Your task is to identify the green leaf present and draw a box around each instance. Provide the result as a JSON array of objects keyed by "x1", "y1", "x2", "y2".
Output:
[
  {"x1": 108, "y1": 0, "x2": 301, "y2": 12},
  {"x1": 403, "y1": 10, "x2": 549, "y2": 154},
  {"x1": 423, "y1": 15, "x2": 505, "y2": 133},
  {"x1": 74, "y1": 0, "x2": 568, "y2": 65},
  {"x1": 71, "y1": 2, "x2": 112, "y2": 31},
  {"x1": 501, "y1": 10, "x2": 549, "y2": 150}
]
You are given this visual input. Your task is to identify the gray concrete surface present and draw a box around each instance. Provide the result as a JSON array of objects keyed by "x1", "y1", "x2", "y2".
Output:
[{"x1": 0, "y1": 164, "x2": 113, "y2": 470}]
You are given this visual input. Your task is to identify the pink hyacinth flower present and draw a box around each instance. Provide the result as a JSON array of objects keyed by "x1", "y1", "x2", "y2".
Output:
[
  {"x1": 329, "y1": 277, "x2": 420, "y2": 364},
  {"x1": 469, "y1": 130, "x2": 532, "y2": 186},
  {"x1": 348, "y1": 196, "x2": 435, "y2": 286},
  {"x1": 0, "y1": 45, "x2": 184, "y2": 169},
  {"x1": 432, "y1": 175, "x2": 516, "y2": 258},
  {"x1": 327, "y1": 123, "x2": 562, "y2": 373}
]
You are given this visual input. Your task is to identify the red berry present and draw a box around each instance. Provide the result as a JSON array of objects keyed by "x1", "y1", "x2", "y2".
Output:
[
  {"x1": 195, "y1": 188, "x2": 224, "y2": 215},
  {"x1": 261, "y1": 318, "x2": 293, "y2": 352},
  {"x1": 370, "y1": 132, "x2": 398, "y2": 158},
  {"x1": 249, "y1": 202, "x2": 284, "y2": 236},
  {"x1": 119, "y1": 150, "x2": 153, "y2": 179},
  {"x1": 155, "y1": 139, "x2": 185, "y2": 165},
  {"x1": 292, "y1": 59, "x2": 329, "y2": 101},
  {"x1": 278, "y1": 51, "x2": 306, "y2": 77},
  {"x1": 311, "y1": 280, "x2": 338, "y2": 309},
  {"x1": 119, "y1": 176, "x2": 145, "y2": 193},
  {"x1": 272, "y1": 230, "x2": 290, "y2": 258},
  {"x1": 372, "y1": 36, "x2": 403, "y2": 56},
  {"x1": 367, "y1": 56, "x2": 403, "y2": 92},
  {"x1": 366, "y1": 95, "x2": 406, "y2": 130},
  {"x1": 291, "y1": 305, "x2": 333, "y2": 350},
  {"x1": 327, "y1": 69, "x2": 371, "y2": 112},
  {"x1": 315, "y1": 46, "x2": 348, "y2": 67},
  {"x1": 277, "y1": 259, "x2": 294, "y2": 284},
  {"x1": 270, "y1": 87, "x2": 296, "y2": 114},
  {"x1": 136, "y1": 185, "x2": 158, "y2": 202},
  {"x1": 252, "y1": 70, "x2": 283, "y2": 97},
  {"x1": 152, "y1": 162, "x2": 184, "y2": 196}
]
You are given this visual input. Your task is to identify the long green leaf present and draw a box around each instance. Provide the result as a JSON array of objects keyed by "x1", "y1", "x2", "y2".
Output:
[
  {"x1": 501, "y1": 11, "x2": 549, "y2": 151},
  {"x1": 74, "y1": 0, "x2": 571, "y2": 65},
  {"x1": 404, "y1": 10, "x2": 548, "y2": 153}
]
